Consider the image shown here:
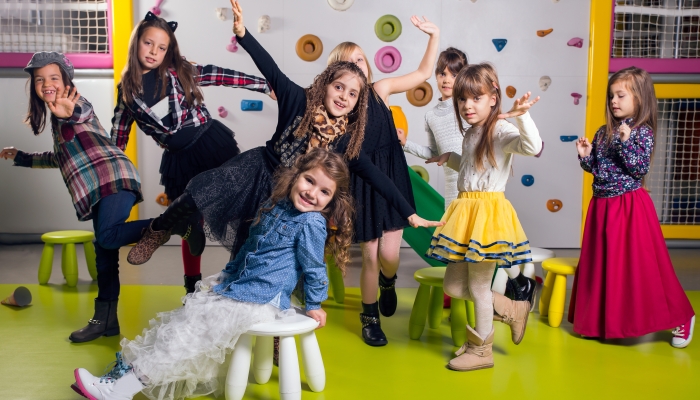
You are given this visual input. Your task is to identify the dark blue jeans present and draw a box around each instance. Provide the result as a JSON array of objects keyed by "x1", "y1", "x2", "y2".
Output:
[{"x1": 92, "y1": 190, "x2": 151, "y2": 301}]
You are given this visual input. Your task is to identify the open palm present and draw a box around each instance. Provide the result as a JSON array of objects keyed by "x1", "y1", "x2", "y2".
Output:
[
  {"x1": 498, "y1": 91, "x2": 539, "y2": 119},
  {"x1": 48, "y1": 86, "x2": 79, "y2": 119}
]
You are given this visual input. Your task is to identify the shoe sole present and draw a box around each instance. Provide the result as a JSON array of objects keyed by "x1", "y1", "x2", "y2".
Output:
[
  {"x1": 71, "y1": 383, "x2": 88, "y2": 399},
  {"x1": 364, "y1": 340, "x2": 388, "y2": 347},
  {"x1": 73, "y1": 369, "x2": 98, "y2": 400},
  {"x1": 69, "y1": 328, "x2": 120, "y2": 343},
  {"x1": 671, "y1": 316, "x2": 695, "y2": 348},
  {"x1": 447, "y1": 363, "x2": 494, "y2": 371},
  {"x1": 529, "y1": 284, "x2": 538, "y2": 313},
  {"x1": 513, "y1": 302, "x2": 531, "y2": 345}
]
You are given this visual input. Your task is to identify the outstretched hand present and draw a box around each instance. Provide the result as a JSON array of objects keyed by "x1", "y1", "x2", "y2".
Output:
[
  {"x1": 408, "y1": 214, "x2": 444, "y2": 229},
  {"x1": 230, "y1": 0, "x2": 246, "y2": 37},
  {"x1": 0, "y1": 147, "x2": 19, "y2": 161},
  {"x1": 47, "y1": 85, "x2": 79, "y2": 119},
  {"x1": 410, "y1": 16, "x2": 439, "y2": 36},
  {"x1": 498, "y1": 91, "x2": 539, "y2": 119},
  {"x1": 426, "y1": 152, "x2": 451, "y2": 166}
]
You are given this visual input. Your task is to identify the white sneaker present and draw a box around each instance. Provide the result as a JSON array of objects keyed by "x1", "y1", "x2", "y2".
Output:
[
  {"x1": 671, "y1": 315, "x2": 695, "y2": 348},
  {"x1": 74, "y1": 369, "x2": 143, "y2": 400}
]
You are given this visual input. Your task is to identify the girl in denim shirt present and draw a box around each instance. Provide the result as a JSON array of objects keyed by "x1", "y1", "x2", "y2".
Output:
[{"x1": 71, "y1": 149, "x2": 355, "y2": 400}]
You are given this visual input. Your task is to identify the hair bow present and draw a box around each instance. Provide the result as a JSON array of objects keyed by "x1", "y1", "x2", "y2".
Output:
[{"x1": 145, "y1": 11, "x2": 178, "y2": 32}]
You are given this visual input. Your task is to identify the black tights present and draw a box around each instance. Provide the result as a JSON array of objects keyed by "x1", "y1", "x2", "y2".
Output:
[{"x1": 153, "y1": 192, "x2": 198, "y2": 232}]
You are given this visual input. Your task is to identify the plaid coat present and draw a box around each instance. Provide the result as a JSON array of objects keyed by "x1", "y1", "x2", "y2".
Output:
[
  {"x1": 111, "y1": 63, "x2": 271, "y2": 150},
  {"x1": 14, "y1": 97, "x2": 142, "y2": 221}
]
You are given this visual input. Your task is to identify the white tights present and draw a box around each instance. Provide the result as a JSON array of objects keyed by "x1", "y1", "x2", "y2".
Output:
[{"x1": 444, "y1": 262, "x2": 497, "y2": 339}]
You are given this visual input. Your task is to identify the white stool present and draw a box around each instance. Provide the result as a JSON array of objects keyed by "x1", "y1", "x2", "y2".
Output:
[{"x1": 225, "y1": 312, "x2": 325, "y2": 400}]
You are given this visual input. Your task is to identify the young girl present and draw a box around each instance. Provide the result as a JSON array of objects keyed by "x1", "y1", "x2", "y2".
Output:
[
  {"x1": 569, "y1": 67, "x2": 695, "y2": 347},
  {"x1": 327, "y1": 17, "x2": 441, "y2": 346},
  {"x1": 71, "y1": 148, "x2": 353, "y2": 400},
  {"x1": 127, "y1": 1, "x2": 440, "y2": 269},
  {"x1": 426, "y1": 63, "x2": 541, "y2": 371},
  {"x1": 112, "y1": 11, "x2": 272, "y2": 294},
  {"x1": 0, "y1": 52, "x2": 150, "y2": 343}
]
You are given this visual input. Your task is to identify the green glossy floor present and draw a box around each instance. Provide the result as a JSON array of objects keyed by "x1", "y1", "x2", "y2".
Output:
[{"x1": 1, "y1": 284, "x2": 697, "y2": 399}]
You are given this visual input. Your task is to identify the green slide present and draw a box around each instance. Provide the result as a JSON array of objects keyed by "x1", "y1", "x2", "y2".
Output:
[{"x1": 402, "y1": 167, "x2": 447, "y2": 267}]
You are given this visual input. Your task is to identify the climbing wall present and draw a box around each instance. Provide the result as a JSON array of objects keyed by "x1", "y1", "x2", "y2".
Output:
[{"x1": 133, "y1": 0, "x2": 591, "y2": 248}]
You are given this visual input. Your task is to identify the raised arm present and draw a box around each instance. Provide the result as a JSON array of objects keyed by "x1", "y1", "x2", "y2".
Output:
[
  {"x1": 194, "y1": 63, "x2": 271, "y2": 95},
  {"x1": 500, "y1": 112, "x2": 543, "y2": 156}
]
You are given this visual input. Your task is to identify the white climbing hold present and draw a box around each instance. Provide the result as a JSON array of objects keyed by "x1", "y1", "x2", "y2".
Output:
[
  {"x1": 328, "y1": 0, "x2": 354, "y2": 11},
  {"x1": 539, "y1": 76, "x2": 552, "y2": 91},
  {"x1": 258, "y1": 15, "x2": 271, "y2": 33},
  {"x1": 215, "y1": 8, "x2": 226, "y2": 21}
]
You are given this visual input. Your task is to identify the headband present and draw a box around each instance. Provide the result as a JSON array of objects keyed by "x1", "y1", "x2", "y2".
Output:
[{"x1": 145, "y1": 11, "x2": 178, "y2": 32}]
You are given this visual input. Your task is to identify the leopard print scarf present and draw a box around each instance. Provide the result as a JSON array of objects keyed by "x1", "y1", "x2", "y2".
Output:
[{"x1": 308, "y1": 105, "x2": 348, "y2": 152}]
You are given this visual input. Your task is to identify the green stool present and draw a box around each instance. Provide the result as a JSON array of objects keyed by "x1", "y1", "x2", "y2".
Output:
[
  {"x1": 39, "y1": 230, "x2": 97, "y2": 287},
  {"x1": 326, "y1": 255, "x2": 345, "y2": 304},
  {"x1": 409, "y1": 267, "x2": 476, "y2": 347}
]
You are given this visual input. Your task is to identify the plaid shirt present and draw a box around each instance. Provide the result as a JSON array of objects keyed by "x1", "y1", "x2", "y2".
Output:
[
  {"x1": 14, "y1": 97, "x2": 142, "y2": 221},
  {"x1": 111, "y1": 63, "x2": 271, "y2": 150}
]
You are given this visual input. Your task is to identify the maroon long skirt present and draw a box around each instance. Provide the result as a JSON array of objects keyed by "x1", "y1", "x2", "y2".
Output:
[{"x1": 568, "y1": 188, "x2": 694, "y2": 339}]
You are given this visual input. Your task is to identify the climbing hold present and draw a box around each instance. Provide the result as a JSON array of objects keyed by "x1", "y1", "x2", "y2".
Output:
[
  {"x1": 217, "y1": 106, "x2": 228, "y2": 118},
  {"x1": 521, "y1": 175, "x2": 534, "y2": 187},
  {"x1": 406, "y1": 82, "x2": 433, "y2": 107},
  {"x1": 374, "y1": 46, "x2": 402, "y2": 73},
  {"x1": 547, "y1": 199, "x2": 563, "y2": 213},
  {"x1": 567, "y1": 37, "x2": 583, "y2": 48},
  {"x1": 492, "y1": 39, "x2": 507, "y2": 52},
  {"x1": 411, "y1": 166, "x2": 430, "y2": 183},
  {"x1": 258, "y1": 15, "x2": 271, "y2": 33},
  {"x1": 537, "y1": 29, "x2": 553, "y2": 37},
  {"x1": 215, "y1": 8, "x2": 226, "y2": 21},
  {"x1": 560, "y1": 135, "x2": 578, "y2": 142},
  {"x1": 156, "y1": 193, "x2": 169, "y2": 206},
  {"x1": 226, "y1": 36, "x2": 238, "y2": 53},
  {"x1": 390, "y1": 105, "x2": 408, "y2": 137},
  {"x1": 151, "y1": 0, "x2": 163, "y2": 16},
  {"x1": 571, "y1": 93, "x2": 582, "y2": 105},
  {"x1": 535, "y1": 141, "x2": 544, "y2": 158},
  {"x1": 241, "y1": 100, "x2": 263, "y2": 111},
  {"x1": 506, "y1": 86, "x2": 516, "y2": 98},
  {"x1": 539, "y1": 76, "x2": 551, "y2": 91},
  {"x1": 295, "y1": 34, "x2": 323, "y2": 62},
  {"x1": 375, "y1": 15, "x2": 402, "y2": 42},
  {"x1": 328, "y1": 0, "x2": 354, "y2": 11}
]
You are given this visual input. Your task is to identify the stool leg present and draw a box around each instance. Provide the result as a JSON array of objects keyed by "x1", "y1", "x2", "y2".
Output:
[
  {"x1": 450, "y1": 299, "x2": 467, "y2": 347},
  {"x1": 522, "y1": 262, "x2": 536, "y2": 279},
  {"x1": 83, "y1": 241, "x2": 97, "y2": 281},
  {"x1": 548, "y1": 274, "x2": 568, "y2": 328},
  {"x1": 278, "y1": 336, "x2": 301, "y2": 400},
  {"x1": 408, "y1": 284, "x2": 431, "y2": 340},
  {"x1": 300, "y1": 331, "x2": 325, "y2": 392},
  {"x1": 326, "y1": 256, "x2": 345, "y2": 304},
  {"x1": 63, "y1": 243, "x2": 78, "y2": 287},
  {"x1": 38, "y1": 243, "x2": 54, "y2": 285},
  {"x1": 252, "y1": 336, "x2": 273, "y2": 384},
  {"x1": 539, "y1": 271, "x2": 556, "y2": 316},
  {"x1": 226, "y1": 334, "x2": 253, "y2": 400},
  {"x1": 427, "y1": 286, "x2": 444, "y2": 329},
  {"x1": 466, "y1": 300, "x2": 476, "y2": 328}
]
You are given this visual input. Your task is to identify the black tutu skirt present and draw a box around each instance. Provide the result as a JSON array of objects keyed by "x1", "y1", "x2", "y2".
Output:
[
  {"x1": 185, "y1": 147, "x2": 274, "y2": 256},
  {"x1": 160, "y1": 120, "x2": 240, "y2": 200}
]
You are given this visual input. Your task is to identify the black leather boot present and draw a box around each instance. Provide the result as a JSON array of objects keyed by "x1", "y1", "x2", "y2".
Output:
[
  {"x1": 360, "y1": 302, "x2": 387, "y2": 346},
  {"x1": 172, "y1": 213, "x2": 206, "y2": 257},
  {"x1": 506, "y1": 274, "x2": 537, "y2": 306},
  {"x1": 69, "y1": 299, "x2": 119, "y2": 343},
  {"x1": 378, "y1": 272, "x2": 398, "y2": 317},
  {"x1": 184, "y1": 274, "x2": 202, "y2": 294}
]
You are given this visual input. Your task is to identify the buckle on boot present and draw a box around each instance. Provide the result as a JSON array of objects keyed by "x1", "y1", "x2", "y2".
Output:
[
  {"x1": 360, "y1": 314, "x2": 380, "y2": 328},
  {"x1": 88, "y1": 319, "x2": 102, "y2": 325},
  {"x1": 181, "y1": 224, "x2": 192, "y2": 240}
]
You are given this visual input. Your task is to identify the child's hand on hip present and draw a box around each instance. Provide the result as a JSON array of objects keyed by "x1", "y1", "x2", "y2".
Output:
[
  {"x1": 48, "y1": 85, "x2": 79, "y2": 119},
  {"x1": 619, "y1": 123, "x2": 631, "y2": 142},
  {"x1": 576, "y1": 137, "x2": 592, "y2": 158},
  {"x1": 0, "y1": 147, "x2": 18, "y2": 160},
  {"x1": 306, "y1": 309, "x2": 326, "y2": 329}
]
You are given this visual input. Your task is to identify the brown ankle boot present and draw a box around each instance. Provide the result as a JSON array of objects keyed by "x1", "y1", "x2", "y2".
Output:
[
  {"x1": 448, "y1": 325, "x2": 494, "y2": 371},
  {"x1": 127, "y1": 221, "x2": 171, "y2": 265},
  {"x1": 492, "y1": 291, "x2": 530, "y2": 345}
]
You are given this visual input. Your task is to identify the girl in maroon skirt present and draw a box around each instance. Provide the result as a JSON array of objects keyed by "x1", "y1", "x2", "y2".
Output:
[{"x1": 570, "y1": 67, "x2": 694, "y2": 347}]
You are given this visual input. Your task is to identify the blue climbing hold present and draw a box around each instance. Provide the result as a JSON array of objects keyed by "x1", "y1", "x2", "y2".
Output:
[
  {"x1": 241, "y1": 100, "x2": 263, "y2": 111},
  {"x1": 560, "y1": 135, "x2": 578, "y2": 142},
  {"x1": 492, "y1": 39, "x2": 507, "y2": 52},
  {"x1": 521, "y1": 175, "x2": 534, "y2": 187}
]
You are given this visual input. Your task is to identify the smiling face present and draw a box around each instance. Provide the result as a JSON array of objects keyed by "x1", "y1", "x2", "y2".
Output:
[
  {"x1": 138, "y1": 27, "x2": 170, "y2": 73},
  {"x1": 609, "y1": 80, "x2": 636, "y2": 121},
  {"x1": 289, "y1": 166, "x2": 337, "y2": 213},
  {"x1": 33, "y1": 64, "x2": 64, "y2": 103},
  {"x1": 457, "y1": 89, "x2": 497, "y2": 127},
  {"x1": 323, "y1": 72, "x2": 362, "y2": 117},
  {"x1": 436, "y1": 67, "x2": 458, "y2": 101}
]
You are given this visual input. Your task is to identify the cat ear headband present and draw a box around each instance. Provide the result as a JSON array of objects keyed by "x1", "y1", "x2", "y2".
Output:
[{"x1": 145, "y1": 11, "x2": 178, "y2": 32}]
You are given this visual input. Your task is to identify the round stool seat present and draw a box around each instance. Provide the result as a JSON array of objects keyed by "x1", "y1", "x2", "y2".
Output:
[
  {"x1": 41, "y1": 230, "x2": 95, "y2": 244},
  {"x1": 247, "y1": 313, "x2": 319, "y2": 336},
  {"x1": 414, "y1": 267, "x2": 446, "y2": 287},
  {"x1": 529, "y1": 247, "x2": 556, "y2": 263},
  {"x1": 542, "y1": 257, "x2": 578, "y2": 275}
]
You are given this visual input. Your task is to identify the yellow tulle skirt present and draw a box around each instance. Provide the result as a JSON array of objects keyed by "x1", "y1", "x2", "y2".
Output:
[{"x1": 425, "y1": 192, "x2": 532, "y2": 266}]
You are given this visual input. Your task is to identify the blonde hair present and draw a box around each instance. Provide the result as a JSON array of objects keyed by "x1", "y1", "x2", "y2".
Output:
[{"x1": 327, "y1": 42, "x2": 374, "y2": 83}]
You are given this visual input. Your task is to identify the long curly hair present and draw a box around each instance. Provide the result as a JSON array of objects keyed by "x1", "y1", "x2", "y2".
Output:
[
  {"x1": 257, "y1": 148, "x2": 355, "y2": 274},
  {"x1": 292, "y1": 61, "x2": 368, "y2": 160}
]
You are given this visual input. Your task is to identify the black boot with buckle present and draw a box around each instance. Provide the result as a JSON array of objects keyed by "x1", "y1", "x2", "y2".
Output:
[
  {"x1": 378, "y1": 272, "x2": 398, "y2": 317},
  {"x1": 184, "y1": 273, "x2": 202, "y2": 294},
  {"x1": 69, "y1": 299, "x2": 119, "y2": 343},
  {"x1": 360, "y1": 302, "x2": 387, "y2": 346},
  {"x1": 172, "y1": 212, "x2": 206, "y2": 257}
]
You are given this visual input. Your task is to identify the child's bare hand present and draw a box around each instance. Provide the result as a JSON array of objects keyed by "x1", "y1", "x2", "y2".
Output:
[
  {"x1": 410, "y1": 16, "x2": 439, "y2": 36},
  {"x1": 0, "y1": 147, "x2": 18, "y2": 160},
  {"x1": 576, "y1": 137, "x2": 592, "y2": 158},
  {"x1": 230, "y1": 0, "x2": 246, "y2": 37},
  {"x1": 269, "y1": 89, "x2": 277, "y2": 101},
  {"x1": 306, "y1": 309, "x2": 326, "y2": 329},
  {"x1": 396, "y1": 128, "x2": 406, "y2": 146},
  {"x1": 426, "y1": 152, "x2": 451, "y2": 166},
  {"x1": 619, "y1": 123, "x2": 631, "y2": 142},
  {"x1": 47, "y1": 85, "x2": 79, "y2": 119},
  {"x1": 498, "y1": 91, "x2": 539, "y2": 119},
  {"x1": 408, "y1": 214, "x2": 444, "y2": 228}
]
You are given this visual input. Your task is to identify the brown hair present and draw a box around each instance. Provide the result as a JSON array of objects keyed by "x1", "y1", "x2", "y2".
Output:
[
  {"x1": 604, "y1": 66, "x2": 657, "y2": 147},
  {"x1": 435, "y1": 47, "x2": 468, "y2": 77},
  {"x1": 25, "y1": 64, "x2": 75, "y2": 135},
  {"x1": 258, "y1": 148, "x2": 355, "y2": 274},
  {"x1": 293, "y1": 61, "x2": 368, "y2": 160},
  {"x1": 327, "y1": 42, "x2": 374, "y2": 83},
  {"x1": 120, "y1": 16, "x2": 203, "y2": 106},
  {"x1": 452, "y1": 63, "x2": 502, "y2": 171}
]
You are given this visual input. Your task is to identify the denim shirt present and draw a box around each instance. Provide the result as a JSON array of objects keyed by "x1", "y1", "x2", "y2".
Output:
[{"x1": 213, "y1": 199, "x2": 329, "y2": 310}]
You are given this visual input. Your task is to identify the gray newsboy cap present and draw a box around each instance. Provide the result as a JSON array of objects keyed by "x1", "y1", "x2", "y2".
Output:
[{"x1": 24, "y1": 52, "x2": 74, "y2": 80}]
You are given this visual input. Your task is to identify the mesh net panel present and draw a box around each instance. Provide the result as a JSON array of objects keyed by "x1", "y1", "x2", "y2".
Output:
[
  {"x1": 0, "y1": 0, "x2": 109, "y2": 54},
  {"x1": 648, "y1": 99, "x2": 700, "y2": 224},
  {"x1": 613, "y1": 0, "x2": 700, "y2": 59}
]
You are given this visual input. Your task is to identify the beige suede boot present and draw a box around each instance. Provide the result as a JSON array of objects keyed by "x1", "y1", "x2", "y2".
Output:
[
  {"x1": 448, "y1": 325, "x2": 494, "y2": 371},
  {"x1": 492, "y1": 291, "x2": 530, "y2": 345}
]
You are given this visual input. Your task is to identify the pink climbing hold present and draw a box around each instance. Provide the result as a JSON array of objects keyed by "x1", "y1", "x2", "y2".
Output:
[
  {"x1": 218, "y1": 106, "x2": 228, "y2": 118},
  {"x1": 226, "y1": 36, "x2": 238, "y2": 52},
  {"x1": 567, "y1": 37, "x2": 583, "y2": 48},
  {"x1": 571, "y1": 93, "x2": 582, "y2": 105},
  {"x1": 151, "y1": 0, "x2": 164, "y2": 16}
]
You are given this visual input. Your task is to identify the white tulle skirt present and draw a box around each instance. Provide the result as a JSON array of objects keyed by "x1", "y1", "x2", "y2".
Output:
[{"x1": 120, "y1": 274, "x2": 277, "y2": 400}]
